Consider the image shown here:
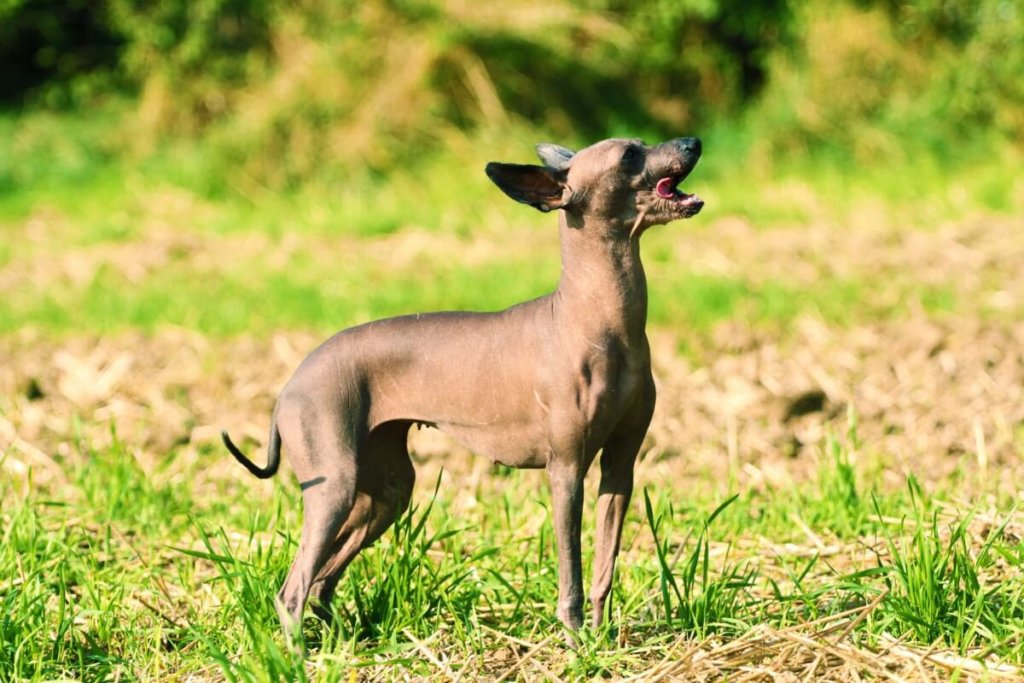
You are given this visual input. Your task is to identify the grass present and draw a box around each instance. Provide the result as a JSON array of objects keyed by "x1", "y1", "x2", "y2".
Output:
[
  {"x1": 873, "y1": 479, "x2": 1024, "y2": 658},
  {"x1": 1, "y1": 107, "x2": 1011, "y2": 339},
  {"x1": 3, "y1": 421, "x2": 1023, "y2": 680},
  {"x1": 3, "y1": 252, "x2": 950, "y2": 338},
  {"x1": 3, "y1": 107, "x2": 1024, "y2": 679}
]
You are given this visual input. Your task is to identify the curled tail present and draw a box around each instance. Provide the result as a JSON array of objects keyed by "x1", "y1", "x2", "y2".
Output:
[{"x1": 222, "y1": 419, "x2": 281, "y2": 479}]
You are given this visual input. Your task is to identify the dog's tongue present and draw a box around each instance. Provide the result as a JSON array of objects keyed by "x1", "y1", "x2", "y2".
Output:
[{"x1": 655, "y1": 176, "x2": 678, "y2": 199}]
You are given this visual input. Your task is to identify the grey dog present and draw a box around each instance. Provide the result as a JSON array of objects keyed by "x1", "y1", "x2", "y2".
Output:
[{"x1": 222, "y1": 136, "x2": 704, "y2": 640}]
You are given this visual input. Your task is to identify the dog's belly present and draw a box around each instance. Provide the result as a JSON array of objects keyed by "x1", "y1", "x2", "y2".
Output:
[{"x1": 436, "y1": 421, "x2": 549, "y2": 468}]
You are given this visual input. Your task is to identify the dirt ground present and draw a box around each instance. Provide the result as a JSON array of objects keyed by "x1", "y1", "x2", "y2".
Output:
[
  {"x1": 2, "y1": 214, "x2": 1023, "y2": 498},
  {"x1": 2, "y1": 305, "x2": 1022, "y2": 501}
]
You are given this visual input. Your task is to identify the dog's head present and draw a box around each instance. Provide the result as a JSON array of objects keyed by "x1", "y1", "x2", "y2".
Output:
[{"x1": 486, "y1": 137, "x2": 703, "y2": 235}]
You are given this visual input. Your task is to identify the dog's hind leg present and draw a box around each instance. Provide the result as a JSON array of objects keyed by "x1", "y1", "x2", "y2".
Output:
[
  {"x1": 307, "y1": 421, "x2": 416, "y2": 625},
  {"x1": 274, "y1": 410, "x2": 361, "y2": 643}
]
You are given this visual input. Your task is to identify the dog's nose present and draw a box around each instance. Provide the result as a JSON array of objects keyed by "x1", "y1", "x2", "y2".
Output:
[{"x1": 677, "y1": 137, "x2": 701, "y2": 156}]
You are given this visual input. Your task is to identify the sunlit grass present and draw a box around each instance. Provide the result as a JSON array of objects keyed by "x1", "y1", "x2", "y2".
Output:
[
  {"x1": 3, "y1": 420, "x2": 1023, "y2": 680},
  {"x1": 0, "y1": 108, "x2": 992, "y2": 339},
  {"x1": 2, "y1": 106, "x2": 1023, "y2": 679}
]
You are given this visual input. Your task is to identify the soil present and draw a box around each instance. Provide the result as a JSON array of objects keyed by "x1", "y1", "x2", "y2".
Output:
[
  {"x1": 2, "y1": 313, "x2": 1021, "y2": 498},
  {"x1": 2, "y1": 214, "x2": 1022, "y2": 495}
]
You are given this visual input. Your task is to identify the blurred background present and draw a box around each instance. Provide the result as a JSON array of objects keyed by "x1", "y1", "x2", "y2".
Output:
[
  {"x1": 2, "y1": 0, "x2": 1022, "y2": 335},
  {"x1": 2, "y1": 0, "x2": 1021, "y2": 198},
  {"x1": 0, "y1": 0, "x2": 1015, "y2": 378},
  {"x1": 1, "y1": 0, "x2": 1022, "y2": 464}
]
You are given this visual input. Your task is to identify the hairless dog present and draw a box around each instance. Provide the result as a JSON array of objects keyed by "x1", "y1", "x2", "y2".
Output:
[{"x1": 222, "y1": 136, "x2": 704, "y2": 642}]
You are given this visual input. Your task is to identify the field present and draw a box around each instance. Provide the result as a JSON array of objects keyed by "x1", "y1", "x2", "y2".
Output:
[{"x1": 2, "y1": 111, "x2": 1024, "y2": 681}]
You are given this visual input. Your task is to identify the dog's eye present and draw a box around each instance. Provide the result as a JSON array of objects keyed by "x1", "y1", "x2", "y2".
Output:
[{"x1": 620, "y1": 145, "x2": 642, "y2": 166}]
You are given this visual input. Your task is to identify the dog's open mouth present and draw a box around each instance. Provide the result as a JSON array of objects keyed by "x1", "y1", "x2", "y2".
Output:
[
  {"x1": 655, "y1": 175, "x2": 703, "y2": 211},
  {"x1": 655, "y1": 174, "x2": 704, "y2": 216}
]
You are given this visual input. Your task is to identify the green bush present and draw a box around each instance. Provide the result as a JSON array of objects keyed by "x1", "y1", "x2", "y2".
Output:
[
  {"x1": 750, "y1": 0, "x2": 1024, "y2": 162},
  {"x1": 105, "y1": 0, "x2": 273, "y2": 132},
  {"x1": 0, "y1": 0, "x2": 1020, "y2": 184}
]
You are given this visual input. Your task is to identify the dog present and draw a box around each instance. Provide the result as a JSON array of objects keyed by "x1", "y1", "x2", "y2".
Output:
[{"x1": 222, "y1": 136, "x2": 704, "y2": 640}]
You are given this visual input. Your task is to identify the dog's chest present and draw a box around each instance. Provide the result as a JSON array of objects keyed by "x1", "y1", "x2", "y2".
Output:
[{"x1": 572, "y1": 343, "x2": 648, "y2": 427}]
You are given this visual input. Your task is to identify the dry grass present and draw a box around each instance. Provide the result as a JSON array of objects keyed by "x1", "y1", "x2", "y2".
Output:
[
  {"x1": 3, "y1": 315, "x2": 1024, "y2": 679},
  {"x1": 5, "y1": 206, "x2": 1024, "y2": 495},
  {"x1": 3, "y1": 203, "x2": 1024, "y2": 679},
  {"x1": 3, "y1": 310, "x2": 1023, "y2": 496}
]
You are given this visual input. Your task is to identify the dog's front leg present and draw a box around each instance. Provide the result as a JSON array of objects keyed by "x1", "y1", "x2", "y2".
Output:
[{"x1": 547, "y1": 455, "x2": 587, "y2": 637}]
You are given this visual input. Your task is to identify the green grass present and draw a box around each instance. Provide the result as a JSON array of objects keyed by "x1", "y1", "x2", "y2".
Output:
[
  {"x1": 874, "y1": 479, "x2": 1024, "y2": 658},
  {"x1": 3, "y1": 107, "x2": 1024, "y2": 679},
  {"x1": 3, "y1": 419, "x2": 1023, "y2": 680},
  {"x1": 0, "y1": 253, "x2": 923, "y2": 337},
  {"x1": 1, "y1": 107, "x2": 1019, "y2": 339}
]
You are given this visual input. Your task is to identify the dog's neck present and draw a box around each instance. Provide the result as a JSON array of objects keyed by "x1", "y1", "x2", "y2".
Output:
[{"x1": 553, "y1": 210, "x2": 648, "y2": 346}]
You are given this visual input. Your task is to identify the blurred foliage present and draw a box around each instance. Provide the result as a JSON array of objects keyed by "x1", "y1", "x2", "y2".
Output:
[
  {"x1": 105, "y1": 0, "x2": 273, "y2": 133},
  {"x1": 754, "y1": 0, "x2": 1024, "y2": 161},
  {"x1": 0, "y1": 0, "x2": 121, "y2": 104},
  {"x1": 0, "y1": 0, "x2": 1020, "y2": 187}
]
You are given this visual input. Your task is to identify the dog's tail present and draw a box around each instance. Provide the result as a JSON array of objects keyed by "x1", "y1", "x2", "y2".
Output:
[{"x1": 221, "y1": 419, "x2": 281, "y2": 479}]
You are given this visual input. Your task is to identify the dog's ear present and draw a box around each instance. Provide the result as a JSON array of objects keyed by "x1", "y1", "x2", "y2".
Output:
[
  {"x1": 535, "y1": 143, "x2": 575, "y2": 171},
  {"x1": 485, "y1": 162, "x2": 569, "y2": 212}
]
